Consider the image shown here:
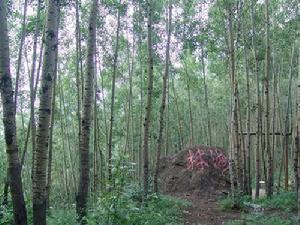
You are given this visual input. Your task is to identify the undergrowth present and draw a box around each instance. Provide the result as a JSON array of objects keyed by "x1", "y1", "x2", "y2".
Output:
[
  {"x1": 46, "y1": 189, "x2": 189, "y2": 225},
  {"x1": 2, "y1": 155, "x2": 189, "y2": 225},
  {"x1": 218, "y1": 192, "x2": 251, "y2": 211},
  {"x1": 219, "y1": 191, "x2": 296, "y2": 212},
  {"x1": 1, "y1": 186, "x2": 188, "y2": 225},
  {"x1": 252, "y1": 191, "x2": 297, "y2": 212},
  {"x1": 227, "y1": 213, "x2": 296, "y2": 225}
]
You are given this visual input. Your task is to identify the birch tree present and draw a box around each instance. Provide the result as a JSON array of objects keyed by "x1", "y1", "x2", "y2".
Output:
[
  {"x1": 32, "y1": 0, "x2": 60, "y2": 224},
  {"x1": 0, "y1": 1, "x2": 28, "y2": 224},
  {"x1": 76, "y1": 0, "x2": 98, "y2": 222}
]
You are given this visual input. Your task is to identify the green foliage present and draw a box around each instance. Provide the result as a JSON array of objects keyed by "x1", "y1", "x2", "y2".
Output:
[
  {"x1": 46, "y1": 191, "x2": 188, "y2": 225},
  {"x1": 47, "y1": 209, "x2": 77, "y2": 225},
  {"x1": 89, "y1": 155, "x2": 188, "y2": 225},
  {"x1": 253, "y1": 192, "x2": 297, "y2": 212},
  {"x1": 218, "y1": 193, "x2": 251, "y2": 211},
  {"x1": 88, "y1": 190, "x2": 188, "y2": 225},
  {"x1": 48, "y1": 153, "x2": 188, "y2": 225},
  {"x1": 220, "y1": 191, "x2": 296, "y2": 213},
  {"x1": 0, "y1": 205, "x2": 13, "y2": 225},
  {"x1": 227, "y1": 214, "x2": 296, "y2": 225}
]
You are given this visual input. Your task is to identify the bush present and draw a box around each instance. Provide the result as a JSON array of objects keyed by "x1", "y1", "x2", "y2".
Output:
[
  {"x1": 87, "y1": 185, "x2": 189, "y2": 225},
  {"x1": 219, "y1": 193, "x2": 251, "y2": 211}
]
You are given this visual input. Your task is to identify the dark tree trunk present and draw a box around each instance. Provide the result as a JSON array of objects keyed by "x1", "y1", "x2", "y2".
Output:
[{"x1": 76, "y1": 0, "x2": 98, "y2": 222}]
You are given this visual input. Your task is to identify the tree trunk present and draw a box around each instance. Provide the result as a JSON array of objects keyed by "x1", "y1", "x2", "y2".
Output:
[
  {"x1": 75, "y1": 0, "x2": 83, "y2": 154},
  {"x1": 143, "y1": 0, "x2": 154, "y2": 198},
  {"x1": 76, "y1": 0, "x2": 98, "y2": 222},
  {"x1": 172, "y1": 78, "x2": 184, "y2": 150},
  {"x1": 251, "y1": 0, "x2": 261, "y2": 198},
  {"x1": 295, "y1": 49, "x2": 300, "y2": 224},
  {"x1": 32, "y1": 0, "x2": 60, "y2": 224},
  {"x1": 0, "y1": 1, "x2": 28, "y2": 224},
  {"x1": 201, "y1": 45, "x2": 212, "y2": 146},
  {"x1": 271, "y1": 54, "x2": 277, "y2": 192},
  {"x1": 93, "y1": 67, "x2": 99, "y2": 196},
  {"x1": 108, "y1": 1, "x2": 121, "y2": 182},
  {"x1": 14, "y1": 0, "x2": 28, "y2": 109},
  {"x1": 153, "y1": 2, "x2": 172, "y2": 193},
  {"x1": 46, "y1": 40, "x2": 59, "y2": 210},
  {"x1": 242, "y1": 21, "x2": 251, "y2": 195},
  {"x1": 29, "y1": 0, "x2": 42, "y2": 180},
  {"x1": 264, "y1": 0, "x2": 273, "y2": 198},
  {"x1": 283, "y1": 46, "x2": 295, "y2": 191},
  {"x1": 228, "y1": 5, "x2": 241, "y2": 192},
  {"x1": 185, "y1": 63, "x2": 194, "y2": 146}
]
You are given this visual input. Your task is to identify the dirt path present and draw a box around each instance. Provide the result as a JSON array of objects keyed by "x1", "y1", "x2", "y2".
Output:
[{"x1": 176, "y1": 192, "x2": 241, "y2": 225}]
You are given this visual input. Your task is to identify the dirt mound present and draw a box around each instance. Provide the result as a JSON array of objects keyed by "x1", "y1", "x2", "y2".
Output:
[{"x1": 158, "y1": 145, "x2": 230, "y2": 194}]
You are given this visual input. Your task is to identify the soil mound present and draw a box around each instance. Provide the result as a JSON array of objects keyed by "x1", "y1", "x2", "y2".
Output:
[{"x1": 158, "y1": 145, "x2": 230, "y2": 194}]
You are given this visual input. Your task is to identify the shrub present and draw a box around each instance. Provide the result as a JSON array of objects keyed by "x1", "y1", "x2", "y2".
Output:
[{"x1": 219, "y1": 192, "x2": 251, "y2": 211}]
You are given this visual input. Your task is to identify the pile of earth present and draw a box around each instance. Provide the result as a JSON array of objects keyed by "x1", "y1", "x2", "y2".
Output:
[{"x1": 158, "y1": 145, "x2": 231, "y2": 194}]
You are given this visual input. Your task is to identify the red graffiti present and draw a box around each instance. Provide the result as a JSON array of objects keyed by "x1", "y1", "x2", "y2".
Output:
[
  {"x1": 187, "y1": 149, "x2": 209, "y2": 170},
  {"x1": 186, "y1": 147, "x2": 229, "y2": 174},
  {"x1": 213, "y1": 154, "x2": 229, "y2": 174}
]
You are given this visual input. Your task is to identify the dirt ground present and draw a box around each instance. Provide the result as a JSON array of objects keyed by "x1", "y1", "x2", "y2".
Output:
[{"x1": 174, "y1": 191, "x2": 241, "y2": 225}]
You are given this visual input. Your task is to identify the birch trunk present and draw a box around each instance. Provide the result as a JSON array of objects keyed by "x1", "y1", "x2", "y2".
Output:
[
  {"x1": 0, "y1": 1, "x2": 28, "y2": 224},
  {"x1": 76, "y1": 0, "x2": 98, "y2": 221},
  {"x1": 251, "y1": 0, "x2": 261, "y2": 198},
  {"x1": 153, "y1": 2, "x2": 172, "y2": 193},
  {"x1": 108, "y1": 1, "x2": 121, "y2": 182},
  {"x1": 143, "y1": 0, "x2": 154, "y2": 198},
  {"x1": 32, "y1": 0, "x2": 60, "y2": 223}
]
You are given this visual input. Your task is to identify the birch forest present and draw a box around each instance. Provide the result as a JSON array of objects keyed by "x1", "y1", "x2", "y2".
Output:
[{"x1": 0, "y1": 0, "x2": 299, "y2": 224}]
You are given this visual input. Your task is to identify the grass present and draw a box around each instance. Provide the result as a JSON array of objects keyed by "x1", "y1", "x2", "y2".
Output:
[
  {"x1": 227, "y1": 213, "x2": 296, "y2": 225},
  {"x1": 222, "y1": 191, "x2": 297, "y2": 225},
  {"x1": 252, "y1": 191, "x2": 297, "y2": 212},
  {"x1": 219, "y1": 191, "x2": 296, "y2": 212}
]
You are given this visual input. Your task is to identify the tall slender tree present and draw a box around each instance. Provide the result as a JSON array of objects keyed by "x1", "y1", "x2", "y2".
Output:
[
  {"x1": 75, "y1": 0, "x2": 83, "y2": 153},
  {"x1": 76, "y1": 0, "x2": 98, "y2": 222},
  {"x1": 143, "y1": 0, "x2": 154, "y2": 198},
  {"x1": 153, "y1": 1, "x2": 172, "y2": 193},
  {"x1": 0, "y1": 1, "x2": 28, "y2": 224},
  {"x1": 108, "y1": 0, "x2": 121, "y2": 182},
  {"x1": 14, "y1": 0, "x2": 28, "y2": 108},
  {"x1": 295, "y1": 47, "x2": 300, "y2": 224},
  {"x1": 251, "y1": 0, "x2": 261, "y2": 198},
  {"x1": 201, "y1": 45, "x2": 212, "y2": 146},
  {"x1": 264, "y1": 0, "x2": 273, "y2": 198},
  {"x1": 242, "y1": 19, "x2": 251, "y2": 195},
  {"x1": 32, "y1": 0, "x2": 60, "y2": 224},
  {"x1": 228, "y1": 2, "x2": 241, "y2": 192}
]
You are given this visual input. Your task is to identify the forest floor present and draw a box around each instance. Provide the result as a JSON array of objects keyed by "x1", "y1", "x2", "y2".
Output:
[
  {"x1": 176, "y1": 190, "x2": 297, "y2": 225},
  {"x1": 174, "y1": 191, "x2": 240, "y2": 225}
]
